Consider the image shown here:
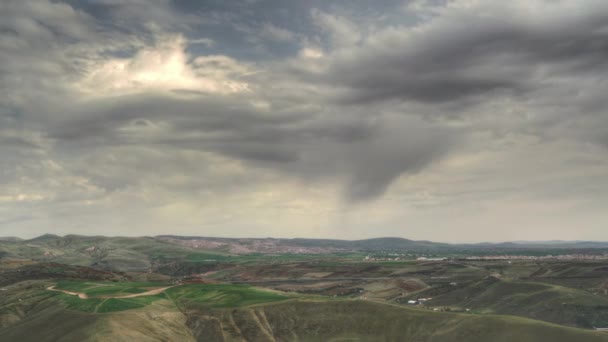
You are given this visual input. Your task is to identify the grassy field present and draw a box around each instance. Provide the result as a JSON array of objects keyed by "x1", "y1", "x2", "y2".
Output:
[
  {"x1": 55, "y1": 291, "x2": 168, "y2": 313},
  {"x1": 52, "y1": 281, "x2": 291, "y2": 313},
  {"x1": 50, "y1": 280, "x2": 172, "y2": 313},
  {"x1": 54, "y1": 280, "x2": 170, "y2": 297},
  {"x1": 167, "y1": 284, "x2": 290, "y2": 308}
]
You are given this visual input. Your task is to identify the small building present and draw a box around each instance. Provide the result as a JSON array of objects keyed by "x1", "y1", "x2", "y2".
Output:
[{"x1": 407, "y1": 300, "x2": 418, "y2": 305}]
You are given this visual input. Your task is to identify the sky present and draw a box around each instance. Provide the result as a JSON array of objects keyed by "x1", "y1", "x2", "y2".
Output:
[{"x1": 1, "y1": 0, "x2": 607, "y2": 242}]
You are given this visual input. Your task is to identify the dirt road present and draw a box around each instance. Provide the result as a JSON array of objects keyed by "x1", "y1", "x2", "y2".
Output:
[
  {"x1": 113, "y1": 286, "x2": 175, "y2": 298},
  {"x1": 46, "y1": 285, "x2": 177, "y2": 300},
  {"x1": 47, "y1": 286, "x2": 89, "y2": 299}
]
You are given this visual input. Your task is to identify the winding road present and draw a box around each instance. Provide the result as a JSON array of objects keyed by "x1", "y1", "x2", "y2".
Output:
[{"x1": 47, "y1": 285, "x2": 176, "y2": 299}]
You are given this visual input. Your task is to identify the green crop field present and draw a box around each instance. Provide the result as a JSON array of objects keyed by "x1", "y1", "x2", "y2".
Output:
[
  {"x1": 49, "y1": 280, "x2": 172, "y2": 313},
  {"x1": 166, "y1": 284, "x2": 290, "y2": 308},
  {"x1": 54, "y1": 280, "x2": 170, "y2": 297},
  {"x1": 56, "y1": 291, "x2": 167, "y2": 313},
  {"x1": 56, "y1": 293, "x2": 105, "y2": 313},
  {"x1": 52, "y1": 281, "x2": 291, "y2": 313}
]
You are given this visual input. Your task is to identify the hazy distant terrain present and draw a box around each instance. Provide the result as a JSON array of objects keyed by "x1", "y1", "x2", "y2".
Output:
[
  {"x1": 3, "y1": 234, "x2": 608, "y2": 272},
  {"x1": 2, "y1": 235, "x2": 608, "y2": 341}
]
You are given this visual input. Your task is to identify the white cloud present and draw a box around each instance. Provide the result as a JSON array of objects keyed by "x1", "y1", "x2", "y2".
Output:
[
  {"x1": 299, "y1": 47, "x2": 323, "y2": 59},
  {"x1": 78, "y1": 35, "x2": 252, "y2": 97}
]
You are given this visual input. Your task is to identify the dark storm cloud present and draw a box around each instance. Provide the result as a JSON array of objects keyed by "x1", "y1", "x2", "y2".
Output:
[
  {"x1": 47, "y1": 94, "x2": 307, "y2": 141},
  {"x1": 2, "y1": 0, "x2": 608, "y2": 240},
  {"x1": 321, "y1": 2, "x2": 608, "y2": 105},
  {"x1": 5, "y1": 0, "x2": 604, "y2": 205},
  {"x1": 339, "y1": 117, "x2": 454, "y2": 201},
  {"x1": 41, "y1": 91, "x2": 454, "y2": 201}
]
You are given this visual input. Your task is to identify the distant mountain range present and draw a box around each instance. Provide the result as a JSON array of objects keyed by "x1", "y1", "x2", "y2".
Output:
[
  {"x1": 6, "y1": 234, "x2": 608, "y2": 250},
  {"x1": 2, "y1": 234, "x2": 607, "y2": 270},
  {"x1": 156, "y1": 235, "x2": 608, "y2": 252}
]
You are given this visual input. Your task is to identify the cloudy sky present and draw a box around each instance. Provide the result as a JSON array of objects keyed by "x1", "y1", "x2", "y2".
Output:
[{"x1": 1, "y1": 0, "x2": 607, "y2": 241}]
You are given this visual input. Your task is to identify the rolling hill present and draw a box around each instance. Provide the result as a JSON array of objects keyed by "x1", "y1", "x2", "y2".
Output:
[
  {"x1": 417, "y1": 277, "x2": 608, "y2": 328},
  {"x1": 2, "y1": 279, "x2": 607, "y2": 342}
]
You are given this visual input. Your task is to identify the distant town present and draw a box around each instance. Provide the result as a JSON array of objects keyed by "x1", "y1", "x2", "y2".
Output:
[{"x1": 363, "y1": 254, "x2": 608, "y2": 262}]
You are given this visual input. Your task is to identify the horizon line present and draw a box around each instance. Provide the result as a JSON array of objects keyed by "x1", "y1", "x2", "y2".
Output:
[{"x1": 3, "y1": 233, "x2": 607, "y2": 245}]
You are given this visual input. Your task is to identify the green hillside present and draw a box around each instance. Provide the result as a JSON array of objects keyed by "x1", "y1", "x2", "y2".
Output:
[
  {"x1": 3, "y1": 235, "x2": 608, "y2": 340},
  {"x1": 182, "y1": 300, "x2": 608, "y2": 341},
  {"x1": 2, "y1": 282, "x2": 607, "y2": 342},
  {"x1": 0, "y1": 289, "x2": 608, "y2": 342},
  {"x1": 167, "y1": 284, "x2": 290, "y2": 309},
  {"x1": 423, "y1": 277, "x2": 608, "y2": 328}
]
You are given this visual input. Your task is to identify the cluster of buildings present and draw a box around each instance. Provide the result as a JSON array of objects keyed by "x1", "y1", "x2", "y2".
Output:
[
  {"x1": 363, "y1": 254, "x2": 447, "y2": 261},
  {"x1": 363, "y1": 255, "x2": 404, "y2": 261},
  {"x1": 464, "y1": 254, "x2": 608, "y2": 260},
  {"x1": 407, "y1": 297, "x2": 433, "y2": 305},
  {"x1": 363, "y1": 253, "x2": 608, "y2": 262},
  {"x1": 416, "y1": 257, "x2": 447, "y2": 261}
]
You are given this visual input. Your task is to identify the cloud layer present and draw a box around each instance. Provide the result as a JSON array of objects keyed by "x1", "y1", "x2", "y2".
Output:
[{"x1": 1, "y1": 0, "x2": 607, "y2": 241}]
